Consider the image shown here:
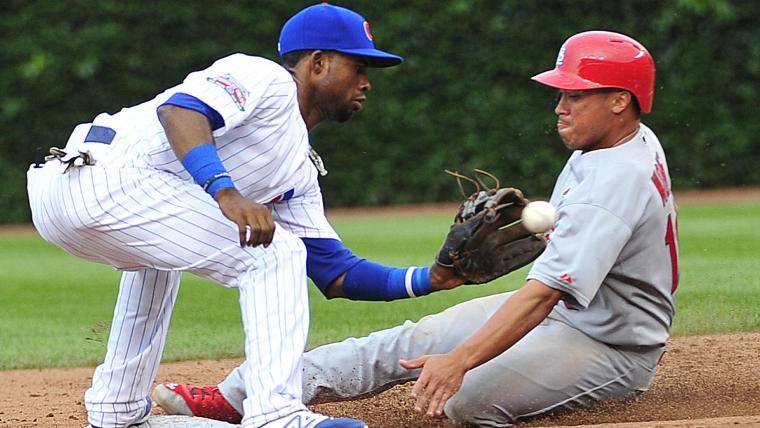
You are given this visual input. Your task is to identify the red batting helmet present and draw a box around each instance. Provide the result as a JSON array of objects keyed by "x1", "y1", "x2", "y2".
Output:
[{"x1": 531, "y1": 31, "x2": 656, "y2": 113}]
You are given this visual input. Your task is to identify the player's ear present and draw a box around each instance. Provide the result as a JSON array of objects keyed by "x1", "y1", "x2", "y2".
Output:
[
  {"x1": 610, "y1": 90, "x2": 632, "y2": 114},
  {"x1": 309, "y1": 50, "x2": 329, "y2": 76}
]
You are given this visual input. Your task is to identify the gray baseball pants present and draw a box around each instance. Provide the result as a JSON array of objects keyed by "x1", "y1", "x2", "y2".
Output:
[{"x1": 219, "y1": 292, "x2": 664, "y2": 426}]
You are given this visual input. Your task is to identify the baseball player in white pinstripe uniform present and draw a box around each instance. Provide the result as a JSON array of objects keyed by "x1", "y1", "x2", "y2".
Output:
[
  {"x1": 27, "y1": 4, "x2": 467, "y2": 428},
  {"x1": 154, "y1": 31, "x2": 679, "y2": 427}
]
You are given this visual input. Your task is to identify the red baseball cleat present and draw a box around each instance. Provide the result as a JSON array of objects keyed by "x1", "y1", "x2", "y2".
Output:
[{"x1": 152, "y1": 383, "x2": 242, "y2": 424}]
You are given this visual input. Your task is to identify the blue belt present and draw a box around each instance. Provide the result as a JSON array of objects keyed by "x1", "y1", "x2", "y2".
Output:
[{"x1": 85, "y1": 125, "x2": 116, "y2": 144}]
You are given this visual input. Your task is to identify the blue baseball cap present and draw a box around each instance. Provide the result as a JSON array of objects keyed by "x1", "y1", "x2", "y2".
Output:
[{"x1": 278, "y1": 3, "x2": 403, "y2": 68}]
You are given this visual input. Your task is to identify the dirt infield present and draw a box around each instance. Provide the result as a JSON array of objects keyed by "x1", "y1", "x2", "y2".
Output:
[
  {"x1": 3, "y1": 188, "x2": 760, "y2": 427},
  {"x1": 2, "y1": 333, "x2": 759, "y2": 427}
]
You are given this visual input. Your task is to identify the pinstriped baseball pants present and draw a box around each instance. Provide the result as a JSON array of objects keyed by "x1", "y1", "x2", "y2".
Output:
[{"x1": 27, "y1": 163, "x2": 310, "y2": 428}]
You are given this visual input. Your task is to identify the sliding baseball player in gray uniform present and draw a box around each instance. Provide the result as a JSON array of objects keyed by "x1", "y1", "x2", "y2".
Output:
[{"x1": 156, "y1": 31, "x2": 678, "y2": 427}]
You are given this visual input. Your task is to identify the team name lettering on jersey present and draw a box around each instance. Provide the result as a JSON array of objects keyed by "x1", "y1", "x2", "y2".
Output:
[{"x1": 651, "y1": 153, "x2": 671, "y2": 206}]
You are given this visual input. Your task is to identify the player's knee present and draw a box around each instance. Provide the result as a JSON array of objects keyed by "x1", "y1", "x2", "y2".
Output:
[
  {"x1": 290, "y1": 235, "x2": 307, "y2": 261},
  {"x1": 275, "y1": 232, "x2": 307, "y2": 264},
  {"x1": 411, "y1": 297, "x2": 493, "y2": 344},
  {"x1": 444, "y1": 386, "x2": 516, "y2": 427}
]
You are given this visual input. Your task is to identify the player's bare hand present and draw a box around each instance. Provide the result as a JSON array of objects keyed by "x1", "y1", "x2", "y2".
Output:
[
  {"x1": 215, "y1": 188, "x2": 275, "y2": 247},
  {"x1": 400, "y1": 353, "x2": 466, "y2": 418},
  {"x1": 429, "y1": 264, "x2": 466, "y2": 291}
]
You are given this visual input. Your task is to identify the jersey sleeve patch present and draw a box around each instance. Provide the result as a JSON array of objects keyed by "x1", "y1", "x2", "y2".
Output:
[
  {"x1": 206, "y1": 74, "x2": 249, "y2": 112},
  {"x1": 175, "y1": 55, "x2": 295, "y2": 134}
]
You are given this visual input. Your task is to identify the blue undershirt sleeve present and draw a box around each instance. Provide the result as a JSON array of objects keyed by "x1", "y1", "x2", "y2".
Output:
[
  {"x1": 159, "y1": 92, "x2": 225, "y2": 131},
  {"x1": 302, "y1": 237, "x2": 363, "y2": 295},
  {"x1": 302, "y1": 237, "x2": 432, "y2": 301}
]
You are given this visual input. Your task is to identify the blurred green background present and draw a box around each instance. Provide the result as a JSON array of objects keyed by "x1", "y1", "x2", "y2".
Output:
[
  {"x1": 1, "y1": 0, "x2": 758, "y2": 223},
  {"x1": 2, "y1": 201, "x2": 758, "y2": 369}
]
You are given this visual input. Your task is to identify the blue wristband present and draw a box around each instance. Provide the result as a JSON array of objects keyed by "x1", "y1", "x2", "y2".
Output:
[
  {"x1": 411, "y1": 266, "x2": 432, "y2": 296},
  {"x1": 343, "y1": 262, "x2": 432, "y2": 301},
  {"x1": 204, "y1": 173, "x2": 235, "y2": 198},
  {"x1": 181, "y1": 144, "x2": 235, "y2": 198},
  {"x1": 388, "y1": 266, "x2": 432, "y2": 298}
]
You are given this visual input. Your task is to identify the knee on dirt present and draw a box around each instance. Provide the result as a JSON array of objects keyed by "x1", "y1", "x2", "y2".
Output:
[{"x1": 444, "y1": 386, "x2": 516, "y2": 427}]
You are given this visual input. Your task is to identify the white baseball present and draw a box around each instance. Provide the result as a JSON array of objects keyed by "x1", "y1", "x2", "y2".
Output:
[{"x1": 521, "y1": 201, "x2": 558, "y2": 233}]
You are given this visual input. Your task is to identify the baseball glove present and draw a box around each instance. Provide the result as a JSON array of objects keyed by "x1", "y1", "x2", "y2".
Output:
[{"x1": 436, "y1": 169, "x2": 546, "y2": 284}]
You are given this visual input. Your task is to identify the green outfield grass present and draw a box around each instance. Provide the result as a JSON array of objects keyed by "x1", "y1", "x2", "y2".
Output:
[{"x1": 1, "y1": 201, "x2": 759, "y2": 370}]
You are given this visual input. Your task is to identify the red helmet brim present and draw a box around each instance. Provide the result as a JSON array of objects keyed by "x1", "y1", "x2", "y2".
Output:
[{"x1": 531, "y1": 69, "x2": 605, "y2": 91}]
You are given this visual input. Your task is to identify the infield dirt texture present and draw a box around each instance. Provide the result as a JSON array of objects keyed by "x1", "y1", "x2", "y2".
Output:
[{"x1": 2, "y1": 188, "x2": 760, "y2": 427}]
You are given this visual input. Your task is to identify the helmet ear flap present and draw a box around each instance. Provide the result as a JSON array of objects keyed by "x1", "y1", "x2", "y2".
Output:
[{"x1": 531, "y1": 31, "x2": 655, "y2": 113}]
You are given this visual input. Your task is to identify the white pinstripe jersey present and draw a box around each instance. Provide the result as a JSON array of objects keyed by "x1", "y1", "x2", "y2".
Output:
[
  {"x1": 83, "y1": 53, "x2": 339, "y2": 241},
  {"x1": 29, "y1": 54, "x2": 338, "y2": 427},
  {"x1": 85, "y1": 55, "x2": 312, "y2": 206}
]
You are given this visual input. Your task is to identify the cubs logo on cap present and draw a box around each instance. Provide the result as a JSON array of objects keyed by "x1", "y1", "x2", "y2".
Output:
[{"x1": 278, "y1": 3, "x2": 403, "y2": 68}]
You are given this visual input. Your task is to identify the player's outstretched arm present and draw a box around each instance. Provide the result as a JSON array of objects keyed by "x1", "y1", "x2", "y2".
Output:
[
  {"x1": 303, "y1": 237, "x2": 466, "y2": 300},
  {"x1": 324, "y1": 263, "x2": 465, "y2": 299},
  {"x1": 158, "y1": 105, "x2": 274, "y2": 247},
  {"x1": 428, "y1": 264, "x2": 467, "y2": 291},
  {"x1": 400, "y1": 279, "x2": 562, "y2": 417}
]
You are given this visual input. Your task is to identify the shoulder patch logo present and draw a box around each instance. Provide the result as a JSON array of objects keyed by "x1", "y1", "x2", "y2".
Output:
[{"x1": 207, "y1": 74, "x2": 249, "y2": 112}]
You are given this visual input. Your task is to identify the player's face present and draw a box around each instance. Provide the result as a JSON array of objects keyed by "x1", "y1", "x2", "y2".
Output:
[
  {"x1": 554, "y1": 89, "x2": 620, "y2": 151},
  {"x1": 317, "y1": 53, "x2": 371, "y2": 123}
]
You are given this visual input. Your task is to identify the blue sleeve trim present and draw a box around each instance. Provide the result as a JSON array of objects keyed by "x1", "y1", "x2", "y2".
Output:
[
  {"x1": 160, "y1": 92, "x2": 225, "y2": 131},
  {"x1": 303, "y1": 238, "x2": 363, "y2": 295}
]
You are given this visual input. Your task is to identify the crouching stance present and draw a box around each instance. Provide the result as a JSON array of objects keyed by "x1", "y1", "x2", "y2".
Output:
[{"x1": 28, "y1": 3, "x2": 411, "y2": 428}]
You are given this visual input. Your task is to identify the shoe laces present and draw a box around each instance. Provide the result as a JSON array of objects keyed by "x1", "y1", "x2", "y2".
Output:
[{"x1": 187, "y1": 385, "x2": 224, "y2": 402}]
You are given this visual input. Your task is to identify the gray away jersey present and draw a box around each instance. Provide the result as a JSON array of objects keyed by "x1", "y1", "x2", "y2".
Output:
[{"x1": 528, "y1": 124, "x2": 679, "y2": 347}]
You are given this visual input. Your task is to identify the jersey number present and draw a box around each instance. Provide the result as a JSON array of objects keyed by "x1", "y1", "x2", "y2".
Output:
[{"x1": 665, "y1": 214, "x2": 679, "y2": 293}]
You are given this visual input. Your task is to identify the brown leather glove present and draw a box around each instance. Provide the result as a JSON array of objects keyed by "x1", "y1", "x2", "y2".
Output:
[{"x1": 436, "y1": 175, "x2": 546, "y2": 285}]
